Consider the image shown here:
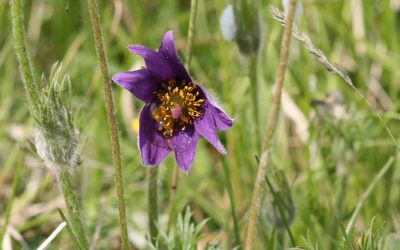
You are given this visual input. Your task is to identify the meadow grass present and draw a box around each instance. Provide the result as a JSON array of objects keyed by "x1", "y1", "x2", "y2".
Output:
[{"x1": 0, "y1": 0, "x2": 399, "y2": 249}]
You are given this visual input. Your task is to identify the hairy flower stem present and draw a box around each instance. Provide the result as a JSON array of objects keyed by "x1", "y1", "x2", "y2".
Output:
[
  {"x1": 58, "y1": 167, "x2": 89, "y2": 249},
  {"x1": 10, "y1": 0, "x2": 39, "y2": 113},
  {"x1": 87, "y1": 0, "x2": 130, "y2": 249},
  {"x1": 167, "y1": 0, "x2": 199, "y2": 222},
  {"x1": 148, "y1": 167, "x2": 159, "y2": 243},
  {"x1": 244, "y1": 1, "x2": 297, "y2": 249},
  {"x1": 167, "y1": 0, "x2": 199, "y2": 229},
  {"x1": 250, "y1": 55, "x2": 261, "y2": 149},
  {"x1": 167, "y1": 163, "x2": 179, "y2": 233},
  {"x1": 185, "y1": 0, "x2": 198, "y2": 69},
  {"x1": 166, "y1": 0, "x2": 199, "y2": 229}
]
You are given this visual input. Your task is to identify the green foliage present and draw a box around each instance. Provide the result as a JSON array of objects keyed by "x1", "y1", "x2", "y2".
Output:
[
  {"x1": 263, "y1": 167, "x2": 296, "y2": 231},
  {"x1": 384, "y1": 233, "x2": 400, "y2": 250},
  {"x1": 145, "y1": 207, "x2": 218, "y2": 250},
  {"x1": 1, "y1": 0, "x2": 400, "y2": 249}
]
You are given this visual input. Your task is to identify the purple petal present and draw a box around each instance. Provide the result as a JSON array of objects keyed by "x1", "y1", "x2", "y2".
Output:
[
  {"x1": 197, "y1": 87, "x2": 233, "y2": 131},
  {"x1": 158, "y1": 31, "x2": 192, "y2": 83},
  {"x1": 169, "y1": 127, "x2": 199, "y2": 173},
  {"x1": 158, "y1": 31, "x2": 178, "y2": 61},
  {"x1": 112, "y1": 69, "x2": 158, "y2": 102},
  {"x1": 194, "y1": 100, "x2": 233, "y2": 154},
  {"x1": 139, "y1": 104, "x2": 171, "y2": 165},
  {"x1": 208, "y1": 101, "x2": 233, "y2": 131},
  {"x1": 128, "y1": 45, "x2": 175, "y2": 82}
]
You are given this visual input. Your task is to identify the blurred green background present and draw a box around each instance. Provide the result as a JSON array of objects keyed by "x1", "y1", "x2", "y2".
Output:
[{"x1": 1, "y1": 0, "x2": 400, "y2": 249}]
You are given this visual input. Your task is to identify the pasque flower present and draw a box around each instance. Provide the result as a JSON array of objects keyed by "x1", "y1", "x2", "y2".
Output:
[{"x1": 112, "y1": 31, "x2": 233, "y2": 173}]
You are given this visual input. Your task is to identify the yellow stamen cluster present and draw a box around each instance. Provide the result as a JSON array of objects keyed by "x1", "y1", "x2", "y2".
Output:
[{"x1": 152, "y1": 79, "x2": 204, "y2": 137}]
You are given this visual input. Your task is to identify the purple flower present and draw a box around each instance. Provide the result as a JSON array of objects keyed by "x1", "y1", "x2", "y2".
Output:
[{"x1": 112, "y1": 31, "x2": 233, "y2": 173}]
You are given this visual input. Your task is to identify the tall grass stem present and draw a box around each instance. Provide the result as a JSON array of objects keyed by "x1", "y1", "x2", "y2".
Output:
[
  {"x1": 245, "y1": 1, "x2": 297, "y2": 249},
  {"x1": 87, "y1": 0, "x2": 130, "y2": 249},
  {"x1": 270, "y1": 6, "x2": 399, "y2": 152}
]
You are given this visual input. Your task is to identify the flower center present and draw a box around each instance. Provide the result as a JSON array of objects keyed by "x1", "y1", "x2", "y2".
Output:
[{"x1": 151, "y1": 79, "x2": 205, "y2": 137}]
